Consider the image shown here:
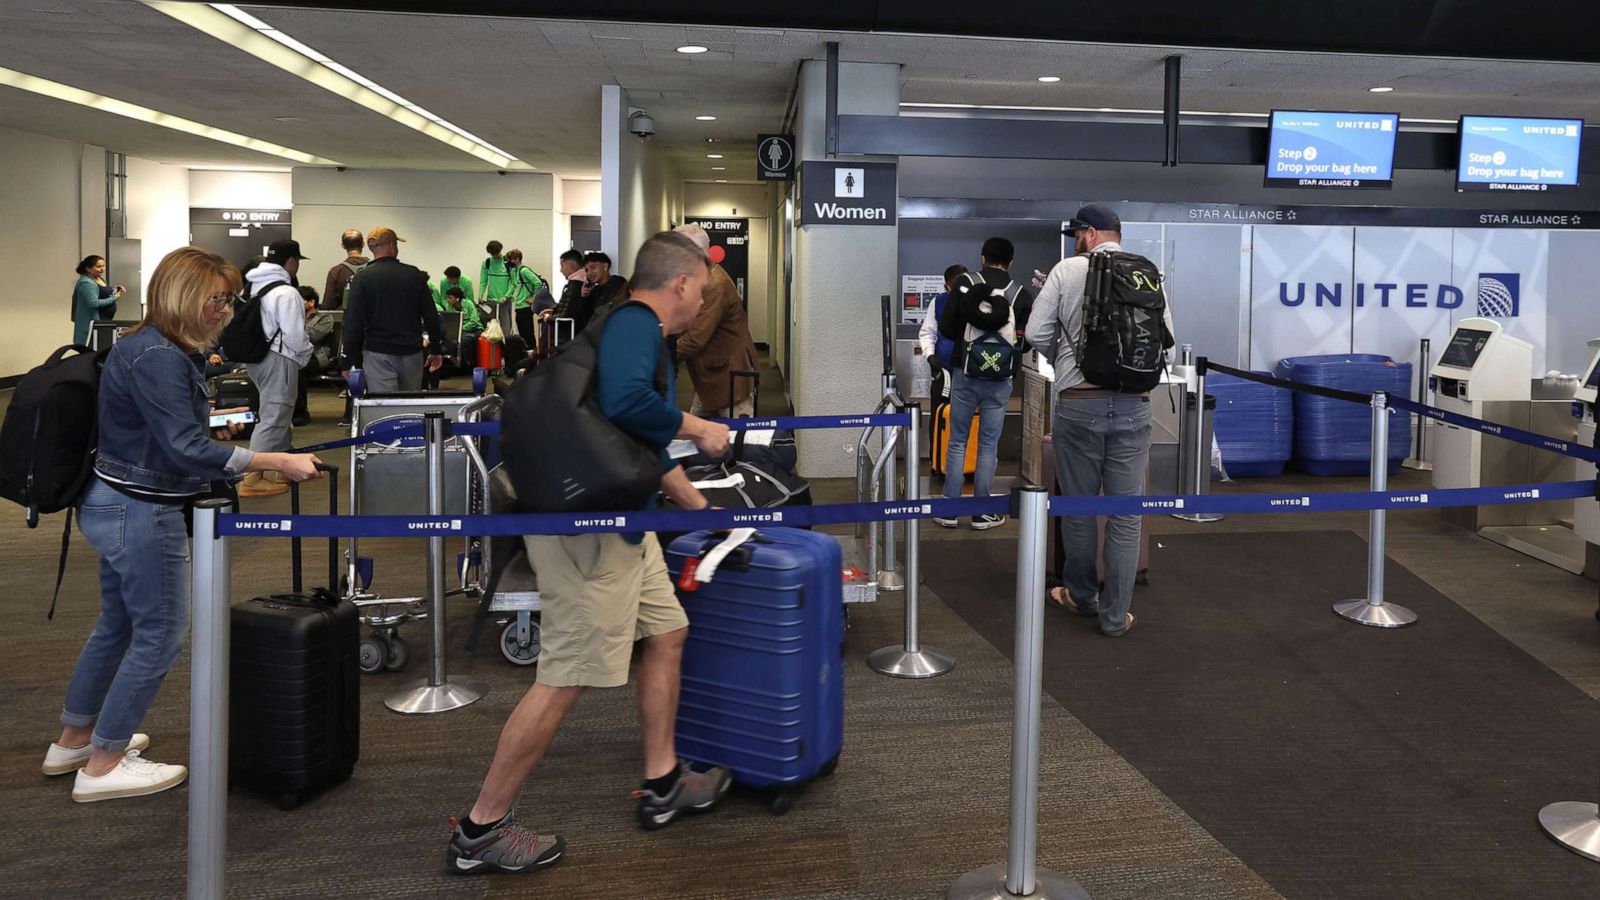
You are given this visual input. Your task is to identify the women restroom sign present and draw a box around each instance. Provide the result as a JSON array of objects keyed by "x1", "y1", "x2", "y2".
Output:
[{"x1": 800, "y1": 161, "x2": 897, "y2": 225}]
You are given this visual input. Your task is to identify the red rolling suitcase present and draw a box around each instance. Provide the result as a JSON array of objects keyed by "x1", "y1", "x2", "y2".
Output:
[
  {"x1": 477, "y1": 336, "x2": 504, "y2": 372},
  {"x1": 229, "y1": 466, "x2": 360, "y2": 809}
]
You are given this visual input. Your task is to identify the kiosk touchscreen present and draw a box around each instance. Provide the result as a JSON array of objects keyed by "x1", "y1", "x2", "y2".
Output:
[{"x1": 1430, "y1": 317, "x2": 1533, "y2": 489}]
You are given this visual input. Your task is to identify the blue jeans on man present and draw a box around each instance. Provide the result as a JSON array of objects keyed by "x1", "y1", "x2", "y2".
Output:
[
  {"x1": 942, "y1": 370, "x2": 1012, "y2": 502},
  {"x1": 60, "y1": 477, "x2": 190, "y2": 752},
  {"x1": 1053, "y1": 395, "x2": 1152, "y2": 635}
]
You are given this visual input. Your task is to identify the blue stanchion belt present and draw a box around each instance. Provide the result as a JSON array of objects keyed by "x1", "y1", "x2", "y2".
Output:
[
  {"x1": 216, "y1": 480, "x2": 1592, "y2": 539},
  {"x1": 1386, "y1": 395, "x2": 1600, "y2": 464},
  {"x1": 289, "y1": 413, "x2": 908, "y2": 454}
]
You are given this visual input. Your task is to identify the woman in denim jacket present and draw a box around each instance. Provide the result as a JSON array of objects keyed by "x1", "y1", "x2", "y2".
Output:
[{"x1": 42, "y1": 247, "x2": 323, "y2": 803}]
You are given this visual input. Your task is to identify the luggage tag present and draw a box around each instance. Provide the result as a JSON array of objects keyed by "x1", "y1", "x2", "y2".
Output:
[{"x1": 677, "y1": 528, "x2": 758, "y2": 592}]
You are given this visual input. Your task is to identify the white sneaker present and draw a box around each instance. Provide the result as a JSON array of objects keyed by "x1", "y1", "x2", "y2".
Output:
[
  {"x1": 42, "y1": 733, "x2": 150, "y2": 776},
  {"x1": 71, "y1": 749, "x2": 187, "y2": 802}
]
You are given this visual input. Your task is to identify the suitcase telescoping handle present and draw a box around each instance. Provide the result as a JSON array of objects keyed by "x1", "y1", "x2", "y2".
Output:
[{"x1": 288, "y1": 464, "x2": 340, "y2": 595}]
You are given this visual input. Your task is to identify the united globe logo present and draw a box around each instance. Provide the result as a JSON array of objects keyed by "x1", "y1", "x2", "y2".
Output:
[{"x1": 1476, "y1": 273, "x2": 1521, "y2": 318}]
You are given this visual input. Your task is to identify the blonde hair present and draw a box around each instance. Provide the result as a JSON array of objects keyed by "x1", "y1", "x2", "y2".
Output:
[{"x1": 126, "y1": 247, "x2": 241, "y2": 353}]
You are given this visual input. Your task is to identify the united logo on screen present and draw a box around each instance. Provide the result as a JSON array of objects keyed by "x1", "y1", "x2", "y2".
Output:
[{"x1": 1476, "y1": 273, "x2": 1521, "y2": 318}]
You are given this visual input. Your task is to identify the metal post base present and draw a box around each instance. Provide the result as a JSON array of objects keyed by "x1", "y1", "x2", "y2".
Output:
[
  {"x1": 1540, "y1": 801, "x2": 1600, "y2": 862},
  {"x1": 385, "y1": 677, "x2": 489, "y2": 715},
  {"x1": 948, "y1": 862, "x2": 1092, "y2": 900},
  {"x1": 1402, "y1": 458, "x2": 1434, "y2": 472},
  {"x1": 878, "y1": 571, "x2": 905, "y2": 592},
  {"x1": 1171, "y1": 512, "x2": 1224, "y2": 524},
  {"x1": 868, "y1": 645, "x2": 954, "y2": 679},
  {"x1": 1333, "y1": 599, "x2": 1418, "y2": 628}
]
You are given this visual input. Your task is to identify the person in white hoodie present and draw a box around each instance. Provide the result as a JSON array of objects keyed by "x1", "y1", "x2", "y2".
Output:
[{"x1": 239, "y1": 239, "x2": 313, "y2": 498}]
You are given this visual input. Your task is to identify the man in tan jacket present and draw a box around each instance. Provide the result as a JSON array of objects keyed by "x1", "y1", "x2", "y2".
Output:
[{"x1": 672, "y1": 224, "x2": 759, "y2": 417}]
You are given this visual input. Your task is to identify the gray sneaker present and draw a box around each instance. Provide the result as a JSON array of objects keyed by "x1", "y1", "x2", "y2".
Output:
[
  {"x1": 445, "y1": 813, "x2": 564, "y2": 875},
  {"x1": 634, "y1": 762, "x2": 733, "y2": 830}
]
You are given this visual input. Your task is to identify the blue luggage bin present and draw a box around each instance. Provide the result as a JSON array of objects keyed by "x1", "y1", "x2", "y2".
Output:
[
  {"x1": 1273, "y1": 354, "x2": 1411, "y2": 476},
  {"x1": 1209, "y1": 371, "x2": 1293, "y2": 477}
]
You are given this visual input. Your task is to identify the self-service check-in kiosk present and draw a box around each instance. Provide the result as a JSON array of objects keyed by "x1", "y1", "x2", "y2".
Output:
[{"x1": 1431, "y1": 318, "x2": 1534, "y2": 490}]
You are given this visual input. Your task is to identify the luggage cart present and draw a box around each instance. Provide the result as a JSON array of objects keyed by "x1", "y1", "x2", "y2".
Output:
[
  {"x1": 343, "y1": 370, "x2": 491, "y2": 672},
  {"x1": 454, "y1": 404, "x2": 543, "y2": 668}
]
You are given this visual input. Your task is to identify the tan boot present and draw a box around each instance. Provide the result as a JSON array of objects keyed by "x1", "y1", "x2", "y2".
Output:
[{"x1": 237, "y1": 472, "x2": 290, "y2": 498}]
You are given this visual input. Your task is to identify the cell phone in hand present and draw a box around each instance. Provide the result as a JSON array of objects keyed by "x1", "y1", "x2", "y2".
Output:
[{"x1": 209, "y1": 410, "x2": 257, "y2": 428}]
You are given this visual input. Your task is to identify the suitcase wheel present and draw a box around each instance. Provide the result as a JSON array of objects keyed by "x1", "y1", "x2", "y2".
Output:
[
  {"x1": 277, "y1": 792, "x2": 304, "y2": 812},
  {"x1": 767, "y1": 792, "x2": 795, "y2": 816},
  {"x1": 499, "y1": 616, "x2": 541, "y2": 667},
  {"x1": 819, "y1": 754, "x2": 840, "y2": 778}
]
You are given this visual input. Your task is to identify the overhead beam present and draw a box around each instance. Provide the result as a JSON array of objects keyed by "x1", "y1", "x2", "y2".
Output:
[{"x1": 1162, "y1": 55, "x2": 1180, "y2": 167}]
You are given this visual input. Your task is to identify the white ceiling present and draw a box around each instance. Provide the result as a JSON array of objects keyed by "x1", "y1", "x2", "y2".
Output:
[{"x1": 1, "y1": 2, "x2": 1598, "y2": 180}]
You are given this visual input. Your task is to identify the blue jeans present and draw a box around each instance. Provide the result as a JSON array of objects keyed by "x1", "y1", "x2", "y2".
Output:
[
  {"x1": 60, "y1": 477, "x2": 190, "y2": 752},
  {"x1": 943, "y1": 370, "x2": 1012, "y2": 500},
  {"x1": 1054, "y1": 395, "x2": 1153, "y2": 634}
]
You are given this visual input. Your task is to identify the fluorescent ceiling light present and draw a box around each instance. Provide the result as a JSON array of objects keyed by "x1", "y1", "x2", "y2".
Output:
[
  {"x1": 696, "y1": 115, "x2": 717, "y2": 121},
  {"x1": 677, "y1": 45, "x2": 709, "y2": 54},
  {"x1": 1369, "y1": 86, "x2": 1395, "y2": 93},
  {"x1": 711, "y1": 166, "x2": 726, "y2": 170},
  {"x1": 1037, "y1": 76, "x2": 1062, "y2": 83},
  {"x1": 899, "y1": 101, "x2": 1454, "y2": 124},
  {"x1": 715, "y1": 179, "x2": 727, "y2": 183},
  {"x1": 146, "y1": 2, "x2": 527, "y2": 170},
  {"x1": 707, "y1": 153, "x2": 724, "y2": 159},
  {"x1": 0, "y1": 64, "x2": 339, "y2": 165}
]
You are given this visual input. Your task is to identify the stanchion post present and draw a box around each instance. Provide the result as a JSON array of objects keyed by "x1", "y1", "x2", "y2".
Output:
[
  {"x1": 949, "y1": 487, "x2": 1089, "y2": 900},
  {"x1": 189, "y1": 499, "x2": 231, "y2": 900},
  {"x1": 870, "y1": 401, "x2": 953, "y2": 679},
  {"x1": 1404, "y1": 338, "x2": 1434, "y2": 472},
  {"x1": 386, "y1": 412, "x2": 489, "y2": 714},
  {"x1": 1174, "y1": 355, "x2": 1222, "y2": 524},
  {"x1": 880, "y1": 391, "x2": 903, "y2": 591},
  {"x1": 1334, "y1": 391, "x2": 1418, "y2": 628}
]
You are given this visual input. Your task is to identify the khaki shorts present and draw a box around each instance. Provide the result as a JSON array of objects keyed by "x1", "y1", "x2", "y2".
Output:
[{"x1": 524, "y1": 532, "x2": 687, "y2": 688}]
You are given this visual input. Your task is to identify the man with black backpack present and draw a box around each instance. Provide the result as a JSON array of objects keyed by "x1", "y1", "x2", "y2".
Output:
[
  {"x1": 931, "y1": 237, "x2": 1031, "y2": 532},
  {"x1": 239, "y1": 240, "x2": 312, "y2": 498},
  {"x1": 1025, "y1": 204, "x2": 1176, "y2": 638}
]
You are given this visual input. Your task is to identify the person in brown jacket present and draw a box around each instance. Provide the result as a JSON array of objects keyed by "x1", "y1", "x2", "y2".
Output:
[{"x1": 673, "y1": 224, "x2": 759, "y2": 417}]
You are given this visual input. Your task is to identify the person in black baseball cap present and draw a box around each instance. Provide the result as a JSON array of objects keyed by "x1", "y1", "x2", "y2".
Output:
[
  {"x1": 265, "y1": 239, "x2": 309, "y2": 264},
  {"x1": 1061, "y1": 203, "x2": 1121, "y2": 248}
]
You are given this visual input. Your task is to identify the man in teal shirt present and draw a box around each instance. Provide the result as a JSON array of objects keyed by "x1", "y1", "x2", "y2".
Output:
[{"x1": 446, "y1": 231, "x2": 733, "y2": 877}]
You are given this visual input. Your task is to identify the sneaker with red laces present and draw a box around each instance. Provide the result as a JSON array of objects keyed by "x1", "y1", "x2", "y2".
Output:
[
  {"x1": 633, "y1": 762, "x2": 733, "y2": 830},
  {"x1": 445, "y1": 813, "x2": 564, "y2": 875}
]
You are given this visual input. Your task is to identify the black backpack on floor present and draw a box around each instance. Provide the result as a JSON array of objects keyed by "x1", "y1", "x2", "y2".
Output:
[
  {"x1": 1077, "y1": 251, "x2": 1174, "y2": 393},
  {"x1": 0, "y1": 344, "x2": 109, "y2": 617}
]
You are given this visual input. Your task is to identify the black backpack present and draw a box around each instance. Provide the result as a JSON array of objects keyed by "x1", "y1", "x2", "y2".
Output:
[
  {"x1": 500, "y1": 301, "x2": 668, "y2": 513},
  {"x1": 0, "y1": 344, "x2": 109, "y2": 617},
  {"x1": 1077, "y1": 251, "x2": 1173, "y2": 393},
  {"x1": 220, "y1": 281, "x2": 287, "y2": 363}
]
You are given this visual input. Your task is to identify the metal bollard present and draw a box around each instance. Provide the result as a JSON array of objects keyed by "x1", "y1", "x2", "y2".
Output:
[
  {"x1": 948, "y1": 487, "x2": 1090, "y2": 900},
  {"x1": 1334, "y1": 392, "x2": 1418, "y2": 628},
  {"x1": 189, "y1": 499, "x2": 232, "y2": 900},
  {"x1": 1173, "y1": 357, "x2": 1223, "y2": 524},
  {"x1": 870, "y1": 401, "x2": 953, "y2": 679},
  {"x1": 386, "y1": 412, "x2": 490, "y2": 713}
]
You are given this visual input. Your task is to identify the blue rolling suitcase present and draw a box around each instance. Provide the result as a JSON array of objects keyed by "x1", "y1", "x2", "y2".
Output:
[{"x1": 664, "y1": 528, "x2": 844, "y2": 814}]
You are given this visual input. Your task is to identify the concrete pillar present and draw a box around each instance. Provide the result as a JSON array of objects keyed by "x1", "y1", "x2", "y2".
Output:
[{"x1": 790, "y1": 60, "x2": 901, "y2": 477}]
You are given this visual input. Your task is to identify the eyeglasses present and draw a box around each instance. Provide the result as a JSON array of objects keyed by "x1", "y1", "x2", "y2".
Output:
[{"x1": 205, "y1": 293, "x2": 240, "y2": 310}]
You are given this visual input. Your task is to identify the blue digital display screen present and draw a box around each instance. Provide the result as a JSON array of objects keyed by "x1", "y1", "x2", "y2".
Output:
[
  {"x1": 1457, "y1": 115, "x2": 1584, "y2": 193},
  {"x1": 1265, "y1": 110, "x2": 1399, "y2": 189}
]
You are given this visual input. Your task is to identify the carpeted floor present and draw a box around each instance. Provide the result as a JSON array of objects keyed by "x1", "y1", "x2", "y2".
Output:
[
  {"x1": 928, "y1": 530, "x2": 1600, "y2": 900},
  {"x1": 0, "y1": 372, "x2": 1278, "y2": 900}
]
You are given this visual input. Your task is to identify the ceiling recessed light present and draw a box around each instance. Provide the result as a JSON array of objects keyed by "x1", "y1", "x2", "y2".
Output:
[
  {"x1": 1369, "y1": 86, "x2": 1395, "y2": 93},
  {"x1": 1037, "y1": 76, "x2": 1061, "y2": 83},
  {"x1": 711, "y1": 166, "x2": 726, "y2": 170},
  {"x1": 707, "y1": 153, "x2": 723, "y2": 159},
  {"x1": 677, "y1": 45, "x2": 708, "y2": 54},
  {"x1": 695, "y1": 115, "x2": 717, "y2": 121},
  {"x1": 273, "y1": 115, "x2": 305, "y2": 123}
]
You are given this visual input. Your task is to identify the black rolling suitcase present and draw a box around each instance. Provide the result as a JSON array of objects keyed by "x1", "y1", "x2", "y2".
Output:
[{"x1": 230, "y1": 465, "x2": 360, "y2": 809}]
